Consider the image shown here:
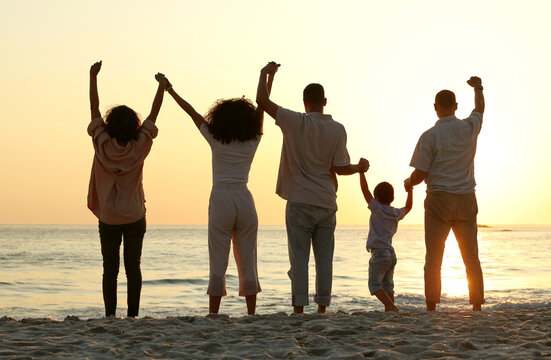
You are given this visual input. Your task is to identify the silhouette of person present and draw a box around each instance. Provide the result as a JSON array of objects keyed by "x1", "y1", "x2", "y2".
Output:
[
  {"x1": 256, "y1": 61, "x2": 368, "y2": 314},
  {"x1": 87, "y1": 61, "x2": 167, "y2": 317},
  {"x1": 159, "y1": 69, "x2": 276, "y2": 315},
  {"x1": 405, "y1": 76, "x2": 485, "y2": 311}
]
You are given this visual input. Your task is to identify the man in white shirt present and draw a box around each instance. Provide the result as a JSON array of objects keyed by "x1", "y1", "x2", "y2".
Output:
[
  {"x1": 404, "y1": 76, "x2": 485, "y2": 311},
  {"x1": 256, "y1": 61, "x2": 368, "y2": 313}
]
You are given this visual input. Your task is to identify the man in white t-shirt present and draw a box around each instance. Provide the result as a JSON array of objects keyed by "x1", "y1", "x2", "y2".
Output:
[
  {"x1": 256, "y1": 61, "x2": 368, "y2": 313},
  {"x1": 404, "y1": 76, "x2": 485, "y2": 311}
]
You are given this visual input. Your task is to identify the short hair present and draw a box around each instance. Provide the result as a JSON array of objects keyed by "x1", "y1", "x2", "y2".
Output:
[
  {"x1": 374, "y1": 182, "x2": 394, "y2": 205},
  {"x1": 435, "y1": 90, "x2": 456, "y2": 108},
  {"x1": 205, "y1": 97, "x2": 261, "y2": 144},
  {"x1": 104, "y1": 105, "x2": 141, "y2": 144},
  {"x1": 303, "y1": 83, "x2": 325, "y2": 105}
]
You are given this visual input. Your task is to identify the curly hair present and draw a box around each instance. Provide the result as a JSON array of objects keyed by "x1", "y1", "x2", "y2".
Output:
[
  {"x1": 104, "y1": 105, "x2": 141, "y2": 144},
  {"x1": 205, "y1": 97, "x2": 261, "y2": 144}
]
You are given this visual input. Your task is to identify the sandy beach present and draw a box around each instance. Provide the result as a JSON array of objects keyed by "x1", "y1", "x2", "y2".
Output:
[{"x1": 1, "y1": 307, "x2": 550, "y2": 359}]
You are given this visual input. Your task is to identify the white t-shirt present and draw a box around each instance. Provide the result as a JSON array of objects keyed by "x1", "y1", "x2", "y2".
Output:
[
  {"x1": 366, "y1": 198, "x2": 406, "y2": 251},
  {"x1": 200, "y1": 122, "x2": 260, "y2": 187},
  {"x1": 275, "y1": 106, "x2": 351, "y2": 210},
  {"x1": 410, "y1": 112, "x2": 482, "y2": 194}
]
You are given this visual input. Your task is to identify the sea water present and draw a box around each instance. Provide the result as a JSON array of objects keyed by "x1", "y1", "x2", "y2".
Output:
[{"x1": 0, "y1": 225, "x2": 550, "y2": 319}]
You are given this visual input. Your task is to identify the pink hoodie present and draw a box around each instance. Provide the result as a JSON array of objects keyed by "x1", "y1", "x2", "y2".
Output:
[{"x1": 87, "y1": 117, "x2": 158, "y2": 225}]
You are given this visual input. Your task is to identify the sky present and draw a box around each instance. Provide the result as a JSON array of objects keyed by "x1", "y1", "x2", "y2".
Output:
[{"x1": 1, "y1": 0, "x2": 550, "y2": 225}]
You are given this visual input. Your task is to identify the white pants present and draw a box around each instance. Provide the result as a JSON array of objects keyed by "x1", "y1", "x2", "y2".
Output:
[{"x1": 207, "y1": 184, "x2": 260, "y2": 297}]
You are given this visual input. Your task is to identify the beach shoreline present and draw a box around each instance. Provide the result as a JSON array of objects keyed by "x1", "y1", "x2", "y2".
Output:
[{"x1": 2, "y1": 307, "x2": 550, "y2": 359}]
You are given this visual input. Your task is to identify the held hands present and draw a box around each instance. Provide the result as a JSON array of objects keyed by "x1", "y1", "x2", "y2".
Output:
[
  {"x1": 467, "y1": 76, "x2": 482, "y2": 88},
  {"x1": 267, "y1": 63, "x2": 278, "y2": 79},
  {"x1": 90, "y1": 61, "x2": 102, "y2": 77},
  {"x1": 155, "y1": 73, "x2": 171, "y2": 90},
  {"x1": 261, "y1": 61, "x2": 281, "y2": 75},
  {"x1": 404, "y1": 178, "x2": 413, "y2": 192},
  {"x1": 359, "y1": 158, "x2": 370, "y2": 173}
]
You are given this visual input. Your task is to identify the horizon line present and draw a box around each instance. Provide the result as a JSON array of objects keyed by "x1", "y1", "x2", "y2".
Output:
[{"x1": 1, "y1": 223, "x2": 550, "y2": 227}]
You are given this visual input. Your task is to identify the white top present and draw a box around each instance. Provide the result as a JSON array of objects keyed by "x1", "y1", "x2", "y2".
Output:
[
  {"x1": 410, "y1": 112, "x2": 483, "y2": 194},
  {"x1": 200, "y1": 122, "x2": 260, "y2": 188},
  {"x1": 275, "y1": 106, "x2": 351, "y2": 210},
  {"x1": 366, "y1": 198, "x2": 406, "y2": 251}
]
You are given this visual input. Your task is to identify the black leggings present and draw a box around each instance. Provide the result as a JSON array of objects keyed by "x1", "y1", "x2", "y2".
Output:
[{"x1": 99, "y1": 217, "x2": 146, "y2": 317}]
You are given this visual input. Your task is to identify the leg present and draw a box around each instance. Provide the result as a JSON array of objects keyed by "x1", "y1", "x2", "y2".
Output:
[
  {"x1": 99, "y1": 221, "x2": 123, "y2": 317},
  {"x1": 245, "y1": 295, "x2": 256, "y2": 315},
  {"x1": 424, "y1": 193, "x2": 452, "y2": 309},
  {"x1": 380, "y1": 253, "x2": 398, "y2": 312},
  {"x1": 452, "y1": 194, "x2": 484, "y2": 308},
  {"x1": 122, "y1": 217, "x2": 146, "y2": 317},
  {"x1": 368, "y1": 250, "x2": 398, "y2": 312},
  {"x1": 232, "y1": 190, "x2": 261, "y2": 315},
  {"x1": 209, "y1": 296, "x2": 222, "y2": 314},
  {"x1": 286, "y1": 202, "x2": 315, "y2": 310},
  {"x1": 374, "y1": 290, "x2": 399, "y2": 312},
  {"x1": 206, "y1": 190, "x2": 234, "y2": 311},
  {"x1": 311, "y1": 208, "x2": 336, "y2": 309}
]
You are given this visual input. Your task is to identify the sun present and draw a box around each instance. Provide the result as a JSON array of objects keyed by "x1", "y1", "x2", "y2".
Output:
[{"x1": 440, "y1": 232, "x2": 469, "y2": 297}]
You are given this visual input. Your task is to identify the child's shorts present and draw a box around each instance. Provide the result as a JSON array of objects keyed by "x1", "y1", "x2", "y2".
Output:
[{"x1": 368, "y1": 248, "x2": 397, "y2": 295}]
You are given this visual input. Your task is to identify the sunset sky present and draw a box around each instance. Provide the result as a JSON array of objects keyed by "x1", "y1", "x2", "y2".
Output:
[{"x1": 1, "y1": 0, "x2": 550, "y2": 225}]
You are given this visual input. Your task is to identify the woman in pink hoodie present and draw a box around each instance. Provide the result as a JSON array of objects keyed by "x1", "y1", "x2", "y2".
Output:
[{"x1": 87, "y1": 61, "x2": 166, "y2": 317}]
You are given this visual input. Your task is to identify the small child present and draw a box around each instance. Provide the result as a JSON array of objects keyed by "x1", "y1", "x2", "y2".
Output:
[{"x1": 359, "y1": 169, "x2": 412, "y2": 312}]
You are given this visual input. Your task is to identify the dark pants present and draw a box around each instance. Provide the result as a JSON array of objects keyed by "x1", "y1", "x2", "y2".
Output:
[{"x1": 99, "y1": 217, "x2": 146, "y2": 317}]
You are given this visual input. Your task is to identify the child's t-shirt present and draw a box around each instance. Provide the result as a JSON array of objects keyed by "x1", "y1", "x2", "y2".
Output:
[{"x1": 366, "y1": 198, "x2": 406, "y2": 251}]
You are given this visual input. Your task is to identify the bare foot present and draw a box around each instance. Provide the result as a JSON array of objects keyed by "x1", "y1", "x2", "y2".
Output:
[
  {"x1": 426, "y1": 302, "x2": 436, "y2": 311},
  {"x1": 293, "y1": 306, "x2": 304, "y2": 314},
  {"x1": 317, "y1": 305, "x2": 326, "y2": 314},
  {"x1": 472, "y1": 304, "x2": 482, "y2": 311}
]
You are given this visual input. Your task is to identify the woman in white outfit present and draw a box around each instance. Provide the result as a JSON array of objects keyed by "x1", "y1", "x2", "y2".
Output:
[{"x1": 161, "y1": 70, "x2": 276, "y2": 315}]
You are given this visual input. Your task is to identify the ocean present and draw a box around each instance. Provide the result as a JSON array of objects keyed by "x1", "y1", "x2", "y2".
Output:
[{"x1": 1, "y1": 225, "x2": 550, "y2": 319}]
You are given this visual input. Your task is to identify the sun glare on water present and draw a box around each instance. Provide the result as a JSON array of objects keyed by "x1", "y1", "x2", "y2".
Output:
[{"x1": 440, "y1": 232, "x2": 470, "y2": 297}]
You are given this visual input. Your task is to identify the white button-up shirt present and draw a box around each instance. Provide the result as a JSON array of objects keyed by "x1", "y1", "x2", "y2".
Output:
[{"x1": 410, "y1": 112, "x2": 483, "y2": 194}]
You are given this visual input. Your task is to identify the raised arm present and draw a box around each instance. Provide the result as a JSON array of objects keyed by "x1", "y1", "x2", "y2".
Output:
[
  {"x1": 163, "y1": 77, "x2": 205, "y2": 130},
  {"x1": 256, "y1": 67, "x2": 277, "y2": 131},
  {"x1": 89, "y1": 61, "x2": 102, "y2": 120},
  {"x1": 334, "y1": 158, "x2": 369, "y2": 176},
  {"x1": 359, "y1": 171, "x2": 373, "y2": 204},
  {"x1": 144, "y1": 73, "x2": 166, "y2": 124},
  {"x1": 256, "y1": 61, "x2": 280, "y2": 120},
  {"x1": 467, "y1": 76, "x2": 485, "y2": 114}
]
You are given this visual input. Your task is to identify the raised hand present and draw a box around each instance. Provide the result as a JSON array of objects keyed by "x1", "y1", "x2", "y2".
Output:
[
  {"x1": 267, "y1": 63, "x2": 279, "y2": 77},
  {"x1": 90, "y1": 61, "x2": 102, "y2": 77},
  {"x1": 155, "y1": 72, "x2": 172, "y2": 90},
  {"x1": 467, "y1": 76, "x2": 482, "y2": 88},
  {"x1": 261, "y1": 61, "x2": 280, "y2": 74},
  {"x1": 359, "y1": 158, "x2": 370, "y2": 172}
]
